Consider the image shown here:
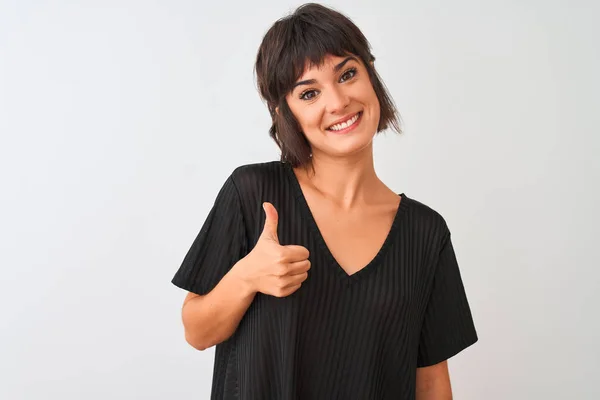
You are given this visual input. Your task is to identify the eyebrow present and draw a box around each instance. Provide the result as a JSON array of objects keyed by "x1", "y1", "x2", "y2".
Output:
[{"x1": 292, "y1": 56, "x2": 359, "y2": 91}]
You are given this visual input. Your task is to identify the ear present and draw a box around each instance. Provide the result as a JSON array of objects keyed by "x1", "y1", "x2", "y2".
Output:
[{"x1": 275, "y1": 106, "x2": 279, "y2": 115}]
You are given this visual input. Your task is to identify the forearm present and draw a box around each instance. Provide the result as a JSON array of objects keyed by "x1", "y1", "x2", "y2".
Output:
[
  {"x1": 415, "y1": 386, "x2": 452, "y2": 400},
  {"x1": 415, "y1": 361, "x2": 452, "y2": 400},
  {"x1": 182, "y1": 259, "x2": 256, "y2": 350}
]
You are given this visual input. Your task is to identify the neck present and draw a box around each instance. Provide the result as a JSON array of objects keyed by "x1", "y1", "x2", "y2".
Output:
[{"x1": 298, "y1": 144, "x2": 381, "y2": 211}]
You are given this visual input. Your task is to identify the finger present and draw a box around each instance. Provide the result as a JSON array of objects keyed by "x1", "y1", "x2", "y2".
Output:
[
  {"x1": 283, "y1": 272, "x2": 308, "y2": 288},
  {"x1": 261, "y1": 202, "x2": 279, "y2": 243},
  {"x1": 275, "y1": 283, "x2": 302, "y2": 298},
  {"x1": 288, "y1": 259, "x2": 311, "y2": 275},
  {"x1": 281, "y1": 244, "x2": 310, "y2": 261}
]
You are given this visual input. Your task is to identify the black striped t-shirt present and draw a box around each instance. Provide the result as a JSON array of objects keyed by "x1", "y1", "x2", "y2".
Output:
[{"x1": 172, "y1": 160, "x2": 478, "y2": 400}]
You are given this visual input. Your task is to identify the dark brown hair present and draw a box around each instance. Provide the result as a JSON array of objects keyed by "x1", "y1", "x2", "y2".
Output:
[{"x1": 254, "y1": 3, "x2": 402, "y2": 169}]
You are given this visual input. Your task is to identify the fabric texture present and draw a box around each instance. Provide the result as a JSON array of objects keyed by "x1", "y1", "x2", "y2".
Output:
[{"x1": 171, "y1": 160, "x2": 478, "y2": 400}]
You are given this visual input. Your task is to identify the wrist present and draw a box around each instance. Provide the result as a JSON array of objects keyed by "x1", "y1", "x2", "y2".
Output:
[{"x1": 229, "y1": 257, "x2": 257, "y2": 297}]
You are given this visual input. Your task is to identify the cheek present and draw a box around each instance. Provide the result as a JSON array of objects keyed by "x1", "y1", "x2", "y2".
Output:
[
  {"x1": 364, "y1": 84, "x2": 380, "y2": 118},
  {"x1": 361, "y1": 81, "x2": 379, "y2": 104},
  {"x1": 295, "y1": 108, "x2": 323, "y2": 132}
]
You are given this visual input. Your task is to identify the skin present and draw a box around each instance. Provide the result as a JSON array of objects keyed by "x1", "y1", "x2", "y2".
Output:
[
  {"x1": 282, "y1": 54, "x2": 397, "y2": 213},
  {"x1": 281, "y1": 53, "x2": 453, "y2": 397}
]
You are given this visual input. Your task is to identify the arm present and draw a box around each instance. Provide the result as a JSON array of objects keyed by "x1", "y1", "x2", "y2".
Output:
[
  {"x1": 178, "y1": 202, "x2": 310, "y2": 351},
  {"x1": 181, "y1": 259, "x2": 256, "y2": 350},
  {"x1": 416, "y1": 360, "x2": 452, "y2": 400}
]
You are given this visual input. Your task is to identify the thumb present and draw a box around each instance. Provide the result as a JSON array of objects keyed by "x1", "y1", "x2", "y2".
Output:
[{"x1": 261, "y1": 202, "x2": 279, "y2": 243}]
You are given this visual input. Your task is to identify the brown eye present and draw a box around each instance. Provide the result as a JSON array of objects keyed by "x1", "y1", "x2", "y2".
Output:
[
  {"x1": 300, "y1": 90, "x2": 318, "y2": 101},
  {"x1": 340, "y1": 67, "x2": 357, "y2": 82}
]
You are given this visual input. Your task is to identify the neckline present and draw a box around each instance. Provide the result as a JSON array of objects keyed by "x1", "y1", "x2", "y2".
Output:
[{"x1": 282, "y1": 161, "x2": 409, "y2": 283}]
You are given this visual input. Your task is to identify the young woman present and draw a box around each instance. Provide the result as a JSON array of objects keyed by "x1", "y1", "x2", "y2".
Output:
[{"x1": 172, "y1": 3, "x2": 478, "y2": 399}]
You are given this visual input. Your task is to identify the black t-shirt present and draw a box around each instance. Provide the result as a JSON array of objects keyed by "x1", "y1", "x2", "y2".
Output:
[{"x1": 172, "y1": 160, "x2": 478, "y2": 400}]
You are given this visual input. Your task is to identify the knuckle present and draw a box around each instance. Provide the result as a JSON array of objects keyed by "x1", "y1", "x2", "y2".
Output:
[
  {"x1": 276, "y1": 265, "x2": 288, "y2": 277},
  {"x1": 277, "y1": 277, "x2": 288, "y2": 288},
  {"x1": 275, "y1": 250, "x2": 287, "y2": 264}
]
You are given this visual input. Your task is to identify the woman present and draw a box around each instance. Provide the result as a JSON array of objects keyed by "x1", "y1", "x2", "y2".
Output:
[{"x1": 172, "y1": 3, "x2": 478, "y2": 399}]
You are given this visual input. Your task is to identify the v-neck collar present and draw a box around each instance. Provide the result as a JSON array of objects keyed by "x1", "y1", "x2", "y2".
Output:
[{"x1": 283, "y1": 161, "x2": 409, "y2": 284}]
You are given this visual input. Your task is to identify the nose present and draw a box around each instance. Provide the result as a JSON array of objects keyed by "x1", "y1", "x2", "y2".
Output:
[{"x1": 324, "y1": 86, "x2": 350, "y2": 114}]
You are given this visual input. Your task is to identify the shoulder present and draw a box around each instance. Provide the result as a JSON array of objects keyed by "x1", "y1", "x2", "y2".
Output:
[
  {"x1": 230, "y1": 160, "x2": 286, "y2": 182},
  {"x1": 228, "y1": 160, "x2": 287, "y2": 193},
  {"x1": 402, "y1": 194, "x2": 451, "y2": 245}
]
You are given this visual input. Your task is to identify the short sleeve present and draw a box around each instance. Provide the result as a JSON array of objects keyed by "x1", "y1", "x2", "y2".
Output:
[
  {"x1": 417, "y1": 230, "x2": 478, "y2": 367},
  {"x1": 171, "y1": 174, "x2": 248, "y2": 295}
]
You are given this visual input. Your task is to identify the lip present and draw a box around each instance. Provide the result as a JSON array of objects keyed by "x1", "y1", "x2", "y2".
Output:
[
  {"x1": 326, "y1": 111, "x2": 362, "y2": 134},
  {"x1": 326, "y1": 112, "x2": 361, "y2": 129}
]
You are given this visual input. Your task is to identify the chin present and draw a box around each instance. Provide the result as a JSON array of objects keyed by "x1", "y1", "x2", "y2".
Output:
[{"x1": 331, "y1": 135, "x2": 375, "y2": 156}]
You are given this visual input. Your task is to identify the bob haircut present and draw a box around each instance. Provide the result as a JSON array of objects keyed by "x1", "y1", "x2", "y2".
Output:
[{"x1": 254, "y1": 3, "x2": 402, "y2": 169}]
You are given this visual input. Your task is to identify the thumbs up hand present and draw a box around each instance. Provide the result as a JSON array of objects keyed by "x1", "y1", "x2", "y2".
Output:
[{"x1": 236, "y1": 202, "x2": 311, "y2": 297}]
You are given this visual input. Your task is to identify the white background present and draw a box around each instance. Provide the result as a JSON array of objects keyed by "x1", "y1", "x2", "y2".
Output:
[{"x1": 1, "y1": 0, "x2": 598, "y2": 398}]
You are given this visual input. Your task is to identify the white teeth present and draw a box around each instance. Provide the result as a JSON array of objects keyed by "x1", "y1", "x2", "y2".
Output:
[{"x1": 329, "y1": 112, "x2": 360, "y2": 131}]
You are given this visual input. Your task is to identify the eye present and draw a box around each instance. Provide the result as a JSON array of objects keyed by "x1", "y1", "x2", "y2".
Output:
[
  {"x1": 299, "y1": 89, "x2": 318, "y2": 101},
  {"x1": 297, "y1": 67, "x2": 357, "y2": 101},
  {"x1": 340, "y1": 67, "x2": 357, "y2": 82}
]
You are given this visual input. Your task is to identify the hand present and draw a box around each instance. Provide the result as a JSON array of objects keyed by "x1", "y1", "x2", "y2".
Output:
[{"x1": 236, "y1": 202, "x2": 311, "y2": 297}]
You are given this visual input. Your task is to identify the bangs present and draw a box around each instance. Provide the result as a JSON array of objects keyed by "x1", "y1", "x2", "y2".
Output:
[{"x1": 270, "y1": 12, "x2": 373, "y2": 100}]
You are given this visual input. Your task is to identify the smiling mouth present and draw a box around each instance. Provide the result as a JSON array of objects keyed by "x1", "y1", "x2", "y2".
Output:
[{"x1": 326, "y1": 111, "x2": 362, "y2": 131}]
